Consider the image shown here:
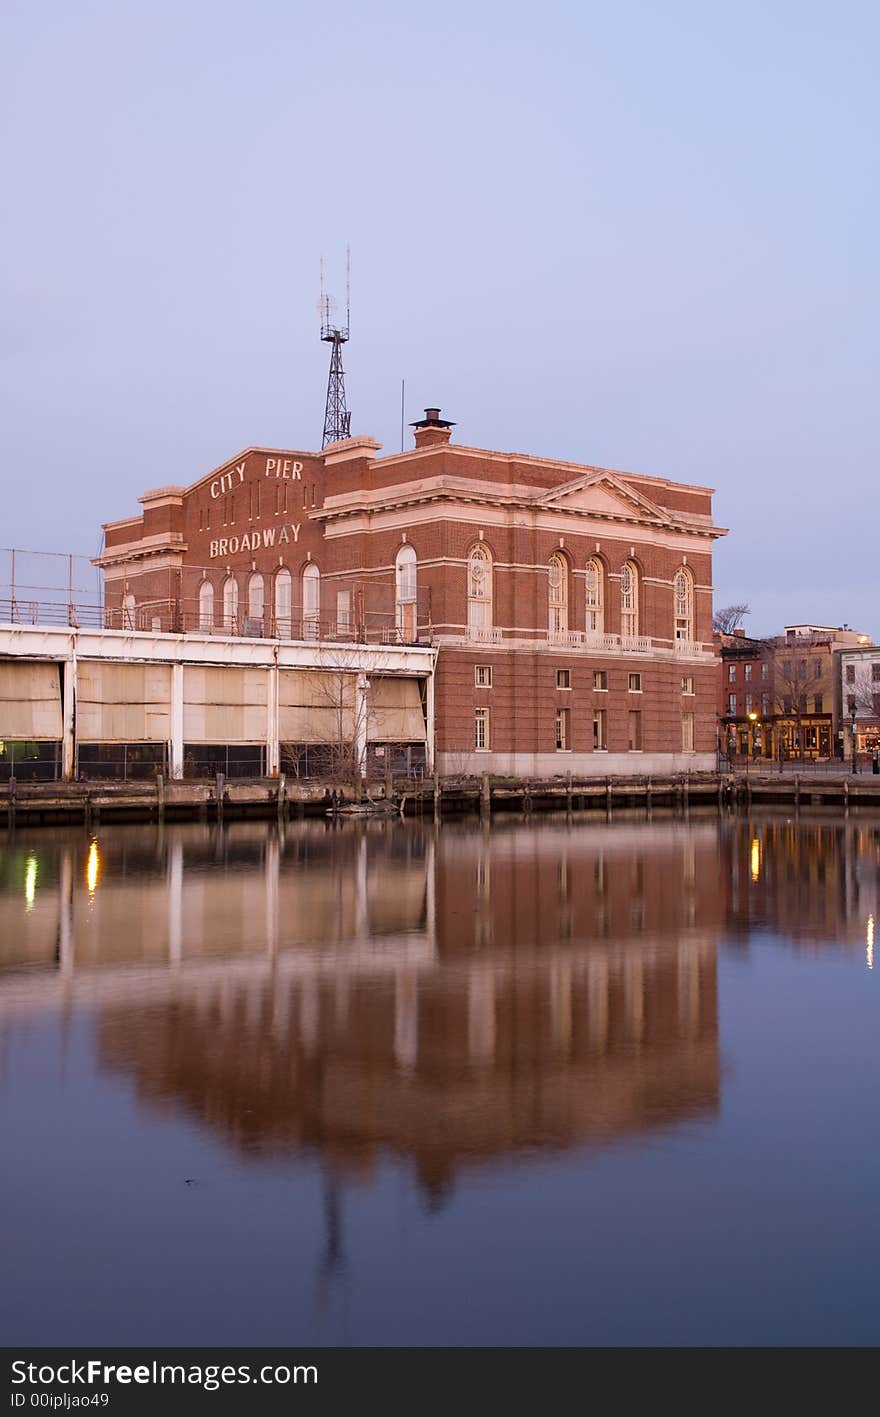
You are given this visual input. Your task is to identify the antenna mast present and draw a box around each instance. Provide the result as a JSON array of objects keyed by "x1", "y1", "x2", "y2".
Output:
[{"x1": 320, "y1": 247, "x2": 352, "y2": 447}]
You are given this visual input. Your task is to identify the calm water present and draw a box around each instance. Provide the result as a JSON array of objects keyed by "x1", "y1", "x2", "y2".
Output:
[{"x1": 1, "y1": 810, "x2": 878, "y2": 1347}]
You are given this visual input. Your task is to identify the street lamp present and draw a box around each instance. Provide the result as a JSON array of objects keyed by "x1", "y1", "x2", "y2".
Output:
[
  {"x1": 746, "y1": 711, "x2": 758, "y2": 774},
  {"x1": 851, "y1": 704, "x2": 858, "y2": 775}
]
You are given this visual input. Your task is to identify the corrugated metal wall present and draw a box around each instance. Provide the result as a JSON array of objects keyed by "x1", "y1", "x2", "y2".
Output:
[
  {"x1": 0, "y1": 662, "x2": 63, "y2": 739},
  {"x1": 368, "y1": 677, "x2": 426, "y2": 742},
  {"x1": 183, "y1": 666, "x2": 267, "y2": 743},
  {"x1": 77, "y1": 662, "x2": 172, "y2": 743},
  {"x1": 278, "y1": 669, "x2": 357, "y2": 744}
]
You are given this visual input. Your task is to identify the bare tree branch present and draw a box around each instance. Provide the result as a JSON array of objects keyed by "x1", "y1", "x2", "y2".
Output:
[{"x1": 713, "y1": 603, "x2": 751, "y2": 634}]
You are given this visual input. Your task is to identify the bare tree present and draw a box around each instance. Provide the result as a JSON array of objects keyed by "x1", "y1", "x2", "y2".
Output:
[
  {"x1": 763, "y1": 638, "x2": 829, "y2": 762},
  {"x1": 713, "y1": 603, "x2": 751, "y2": 634},
  {"x1": 279, "y1": 648, "x2": 412, "y2": 792},
  {"x1": 845, "y1": 664, "x2": 880, "y2": 719}
]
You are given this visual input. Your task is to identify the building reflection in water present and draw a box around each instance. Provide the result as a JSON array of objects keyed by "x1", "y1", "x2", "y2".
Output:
[
  {"x1": 4, "y1": 813, "x2": 879, "y2": 1195},
  {"x1": 725, "y1": 815, "x2": 880, "y2": 956},
  {"x1": 0, "y1": 817, "x2": 723, "y2": 1200}
]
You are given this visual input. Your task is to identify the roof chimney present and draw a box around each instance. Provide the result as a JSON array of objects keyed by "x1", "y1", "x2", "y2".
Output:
[
  {"x1": 411, "y1": 407, "x2": 455, "y2": 449},
  {"x1": 733, "y1": 627, "x2": 746, "y2": 638}
]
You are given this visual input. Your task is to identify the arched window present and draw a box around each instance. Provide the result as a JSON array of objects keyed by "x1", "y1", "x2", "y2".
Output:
[
  {"x1": 674, "y1": 566, "x2": 693, "y2": 641},
  {"x1": 198, "y1": 579, "x2": 214, "y2": 632},
  {"x1": 247, "y1": 572, "x2": 264, "y2": 631},
  {"x1": 122, "y1": 592, "x2": 136, "y2": 630},
  {"x1": 548, "y1": 552, "x2": 568, "y2": 634},
  {"x1": 585, "y1": 558, "x2": 604, "y2": 633},
  {"x1": 302, "y1": 563, "x2": 320, "y2": 639},
  {"x1": 222, "y1": 575, "x2": 239, "y2": 633},
  {"x1": 467, "y1": 544, "x2": 493, "y2": 636},
  {"x1": 274, "y1": 568, "x2": 291, "y2": 638},
  {"x1": 396, "y1": 544, "x2": 418, "y2": 641},
  {"x1": 620, "y1": 561, "x2": 639, "y2": 639}
]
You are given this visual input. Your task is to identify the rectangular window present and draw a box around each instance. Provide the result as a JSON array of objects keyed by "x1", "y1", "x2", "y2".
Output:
[
  {"x1": 846, "y1": 665, "x2": 856, "y2": 684},
  {"x1": 814, "y1": 660, "x2": 821, "y2": 678},
  {"x1": 475, "y1": 708, "x2": 489, "y2": 751},
  {"x1": 556, "y1": 708, "x2": 570, "y2": 751},
  {"x1": 682, "y1": 711, "x2": 695, "y2": 752},
  {"x1": 593, "y1": 709, "x2": 607, "y2": 750},
  {"x1": 727, "y1": 693, "x2": 736, "y2": 714},
  {"x1": 628, "y1": 710, "x2": 642, "y2": 751},
  {"x1": 814, "y1": 695, "x2": 823, "y2": 714},
  {"x1": 593, "y1": 670, "x2": 607, "y2": 691},
  {"x1": 873, "y1": 664, "x2": 880, "y2": 683},
  {"x1": 847, "y1": 696, "x2": 856, "y2": 714},
  {"x1": 556, "y1": 668, "x2": 571, "y2": 690},
  {"x1": 744, "y1": 693, "x2": 753, "y2": 713},
  {"x1": 744, "y1": 663, "x2": 752, "y2": 681},
  {"x1": 728, "y1": 664, "x2": 736, "y2": 683},
  {"x1": 761, "y1": 693, "x2": 770, "y2": 714},
  {"x1": 681, "y1": 675, "x2": 694, "y2": 695},
  {"x1": 627, "y1": 672, "x2": 642, "y2": 692},
  {"x1": 761, "y1": 662, "x2": 768, "y2": 679},
  {"x1": 475, "y1": 665, "x2": 493, "y2": 688},
  {"x1": 336, "y1": 590, "x2": 352, "y2": 636}
]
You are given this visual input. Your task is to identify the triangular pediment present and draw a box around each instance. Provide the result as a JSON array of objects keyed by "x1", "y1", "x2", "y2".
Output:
[{"x1": 536, "y1": 471, "x2": 668, "y2": 523}]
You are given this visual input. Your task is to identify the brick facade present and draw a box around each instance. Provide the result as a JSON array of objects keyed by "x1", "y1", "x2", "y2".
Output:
[{"x1": 97, "y1": 413, "x2": 726, "y2": 775}]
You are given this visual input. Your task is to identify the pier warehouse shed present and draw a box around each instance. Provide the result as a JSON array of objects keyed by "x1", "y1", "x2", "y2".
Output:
[{"x1": 97, "y1": 410, "x2": 726, "y2": 778}]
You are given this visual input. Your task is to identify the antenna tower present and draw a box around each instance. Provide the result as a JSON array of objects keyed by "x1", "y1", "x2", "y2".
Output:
[{"x1": 319, "y1": 249, "x2": 352, "y2": 447}]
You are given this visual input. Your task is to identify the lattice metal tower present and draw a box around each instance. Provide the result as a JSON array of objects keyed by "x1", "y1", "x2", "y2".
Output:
[{"x1": 320, "y1": 252, "x2": 352, "y2": 447}]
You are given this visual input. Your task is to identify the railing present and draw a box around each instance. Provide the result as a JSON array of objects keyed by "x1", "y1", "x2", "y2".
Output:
[
  {"x1": 453, "y1": 625, "x2": 713, "y2": 659},
  {"x1": 582, "y1": 631, "x2": 621, "y2": 653},
  {"x1": 0, "y1": 598, "x2": 105, "y2": 629},
  {"x1": 548, "y1": 629, "x2": 585, "y2": 647}
]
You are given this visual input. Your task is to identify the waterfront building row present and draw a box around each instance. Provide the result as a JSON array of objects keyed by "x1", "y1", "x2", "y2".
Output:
[{"x1": 718, "y1": 624, "x2": 878, "y2": 764}]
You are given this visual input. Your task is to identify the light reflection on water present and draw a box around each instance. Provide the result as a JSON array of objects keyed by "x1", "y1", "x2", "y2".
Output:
[{"x1": 1, "y1": 813, "x2": 879, "y2": 1345}]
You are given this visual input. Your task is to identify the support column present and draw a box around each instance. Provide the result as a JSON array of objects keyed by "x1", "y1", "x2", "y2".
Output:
[
  {"x1": 424, "y1": 661, "x2": 436, "y2": 774},
  {"x1": 170, "y1": 662, "x2": 184, "y2": 780},
  {"x1": 266, "y1": 658, "x2": 280, "y2": 776},
  {"x1": 355, "y1": 672, "x2": 369, "y2": 780},
  {"x1": 61, "y1": 645, "x2": 76, "y2": 781}
]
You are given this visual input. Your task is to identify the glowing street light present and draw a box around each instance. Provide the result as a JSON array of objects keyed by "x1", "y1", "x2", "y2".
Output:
[{"x1": 746, "y1": 711, "x2": 758, "y2": 774}]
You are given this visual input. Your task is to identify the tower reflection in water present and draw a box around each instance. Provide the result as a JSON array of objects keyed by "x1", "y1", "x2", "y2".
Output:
[{"x1": 0, "y1": 817, "x2": 724, "y2": 1198}]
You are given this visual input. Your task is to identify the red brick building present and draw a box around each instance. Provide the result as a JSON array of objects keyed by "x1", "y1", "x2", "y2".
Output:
[{"x1": 98, "y1": 410, "x2": 726, "y2": 776}]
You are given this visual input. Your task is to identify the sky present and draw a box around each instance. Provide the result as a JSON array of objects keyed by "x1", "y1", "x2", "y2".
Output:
[{"x1": 2, "y1": 0, "x2": 878, "y2": 637}]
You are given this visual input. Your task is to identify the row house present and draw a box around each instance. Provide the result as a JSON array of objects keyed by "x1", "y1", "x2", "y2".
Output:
[{"x1": 718, "y1": 624, "x2": 873, "y2": 763}]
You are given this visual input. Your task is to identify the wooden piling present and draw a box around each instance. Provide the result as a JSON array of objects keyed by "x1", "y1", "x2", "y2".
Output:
[
  {"x1": 481, "y1": 773, "x2": 491, "y2": 816},
  {"x1": 157, "y1": 773, "x2": 165, "y2": 823}
]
